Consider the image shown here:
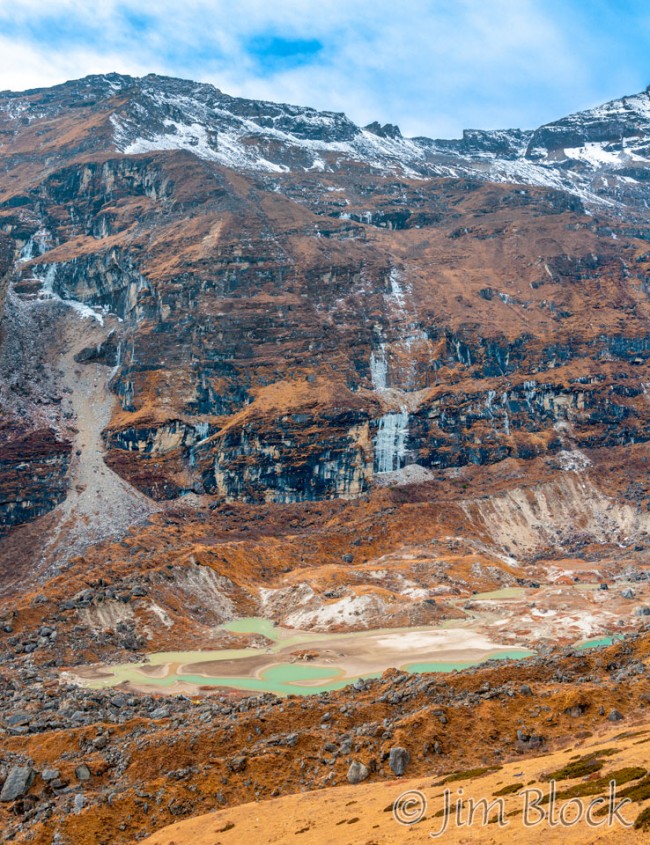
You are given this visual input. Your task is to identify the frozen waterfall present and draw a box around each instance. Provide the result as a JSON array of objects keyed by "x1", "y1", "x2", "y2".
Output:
[{"x1": 374, "y1": 409, "x2": 409, "y2": 474}]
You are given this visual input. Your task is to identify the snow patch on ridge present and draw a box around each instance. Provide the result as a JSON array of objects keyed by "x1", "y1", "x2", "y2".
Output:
[
  {"x1": 111, "y1": 89, "x2": 426, "y2": 177},
  {"x1": 564, "y1": 142, "x2": 646, "y2": 168}
]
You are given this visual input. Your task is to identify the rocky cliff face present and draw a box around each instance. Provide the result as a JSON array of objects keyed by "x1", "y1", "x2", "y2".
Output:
[
  {"x1": 0, "y1": 427, "x2": 70, "y2": 537},
  {"x1": 0, "y1": 74, "x2": 649, "y2": 551}
]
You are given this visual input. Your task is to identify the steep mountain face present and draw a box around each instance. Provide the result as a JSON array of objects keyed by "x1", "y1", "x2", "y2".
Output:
[
  {"x1": 2, "y1": 74, "x2": 650, "y2": 203},
  {"x1": 0, "y1": 74, "x2": 650, "y2": 538}
]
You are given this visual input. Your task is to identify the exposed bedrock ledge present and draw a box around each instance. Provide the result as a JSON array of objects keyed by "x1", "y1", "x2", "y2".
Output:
[
  {"x1": 30, "y1": 157, "x2": 173, "y2": 238},
  {"x1": 74, "y1": 330, "x2": 119, "y2": 366},
  {"x1": 105, "y1": 419, "x2": 212, "y2": 455},
  {"x1": 103, "y1": 419, "x2": 214, "y2": 500},
  {"x1": 409, "y1": 378, "x2": 650, "y2": 469},
  {"x1": 0, "y1": 231, "x2": 14, "y2": 317},
  {"x1": 99, "y1": 320, "x2": 650, "y2": 432},
  {"x1": 197, "y1": 410, "x2": 373, "y2": 504},
  {"x1": 101, "y1": 371, "x2": 650, "y2": 503},
  {"x1": 421, "y1": 329, "x2": 650, "y2": 381},
  {"x1": 360, "y1": 328, "x2": 650, "y2": 395},
  {"x1": 104, "y1": 411, "x2": 373, "y2": 503},
  {"x1": 30, "y1": 251, "x2": 152, "y2": 321},
  {"x1": 0, "y1": 427, "x2": 71, "y2": 536}
]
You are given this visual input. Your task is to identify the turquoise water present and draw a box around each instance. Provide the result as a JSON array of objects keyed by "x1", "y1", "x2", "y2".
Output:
[
  {"x1": 83, "y1": 635, "x2": 625, "y2": 696},
  {"x1": 404, "y1": 648, "x2": 535, "y2": 674},
  {"x1": 83, "y1": 648, "x2": 536, "y2": 696},
  {"x1": 85, "y1": 660, "x2": 354, "y2": 695},
  {"x1": 575, "y1": 635, "x2": 621, "y2": 650},
  {"x1": 222, "y1": 617, "x2": 282, "y2": 641},
  {"x1": 77, "y1": 617, "x2": 541, "y2": 697},
  {"x1": 175, "y1": 664, "x2": 382, "y2": 695},
  {"x1": 74, "y1": 614, "x2": 630, "y2": 698}
]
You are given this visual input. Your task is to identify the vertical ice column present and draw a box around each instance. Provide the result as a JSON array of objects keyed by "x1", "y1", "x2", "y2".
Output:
[
  {"x1": 370, "y1": 343, "x2": 388, "y2": 390},
  {"x1": 374, "y1": 409, "x2": 409, "y2": 473},
  {"x1": 39, "y1": 264, "x2": 58, "y2": 297},
  {"x1": 388, "y1": 267, "x2": 406, "y2": 310}
]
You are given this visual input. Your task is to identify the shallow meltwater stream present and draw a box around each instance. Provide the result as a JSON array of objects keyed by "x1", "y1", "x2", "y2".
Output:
[{"x1": 69, "y1": 618, "x2": 536, "y2": 696}]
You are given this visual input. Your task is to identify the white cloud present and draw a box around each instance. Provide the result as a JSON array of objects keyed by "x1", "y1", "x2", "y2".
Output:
[
  {"x1": 0, "y1": 0, "x2": 646, "y2": 137},
  {"x1": 0, "y1": 37, "x2": 152, "y2": 93}
]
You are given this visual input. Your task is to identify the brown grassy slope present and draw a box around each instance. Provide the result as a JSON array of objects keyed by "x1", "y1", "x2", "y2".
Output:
[{"x1": 140, "y1": 721, "x2": 650, "y2": 844}]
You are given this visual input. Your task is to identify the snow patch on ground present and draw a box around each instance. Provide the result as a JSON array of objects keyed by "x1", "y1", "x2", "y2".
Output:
[
  {"x1": 284, "y1": 593, "x2": 382, "y2": 629},
  {"x1": 556, "y1": 449, "x2": 592, "y2": 472},
  {"x1": 375, "y1": 463, "x2": 436, "y2": 486}
]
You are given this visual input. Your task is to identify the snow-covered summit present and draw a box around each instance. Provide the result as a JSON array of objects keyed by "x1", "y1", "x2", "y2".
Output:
[
  {"x1": 107, "y1": 74, "x2": 429, "y2": 176},
  {"x1": 526, "y1": 87, "x2": 650, "y2": 160},
  {"x1": 108, "y1": 75, "x2": 650, "y2": 208}
]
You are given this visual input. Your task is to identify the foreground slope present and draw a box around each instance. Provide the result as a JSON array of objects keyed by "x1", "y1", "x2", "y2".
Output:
[
  {"x1": 2, "y1": 636, "x2": 650, "y2": 844},
  {"x1": 142, "y1": 722, "x2": 650, "y2": 844}
]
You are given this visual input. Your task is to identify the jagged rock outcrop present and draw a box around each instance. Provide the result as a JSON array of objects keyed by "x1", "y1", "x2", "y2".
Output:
[
  {"x1": 0, "y1": 427, "x2": 71, "y2": 537},
  {"x1": 199, "y1": 407, "x2": 373, "y2": 503}
]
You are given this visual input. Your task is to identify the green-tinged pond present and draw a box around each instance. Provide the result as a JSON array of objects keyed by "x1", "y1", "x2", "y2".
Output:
[
  {"x1": 221, "y1": 617, "x2": 282, "y2": 641},
  {"x1": 177, "y1": 664, "x2": 381, "y2": 696},
  {"x1": 575, "y1": 635, "x2": 622, "y2": 650},
  {"x1": 80, "y1": 650, "x2": 537, "y2": 696},
  {"x1": 71, "y1": 616, "x2": 627, "y2": 696},
  {"x1": 73, "y1": 617, "x2": 541, "y2": 696},
  {"x1": 404, "y1": 648, "x2": 535, "y2": 674},
  {"x1": 90, "y1": 662, "x2": 368, "y2": 696}
]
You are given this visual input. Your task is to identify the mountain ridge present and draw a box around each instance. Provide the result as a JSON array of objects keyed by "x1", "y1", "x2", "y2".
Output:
[{"x1": 2, "y1": 73, "x2": 650, "y2": 210}]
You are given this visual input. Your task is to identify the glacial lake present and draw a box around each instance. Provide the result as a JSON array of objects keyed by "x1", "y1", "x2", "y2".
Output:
[{"x1": 70, "y1": 618, "x2": 538, "y2": 696}]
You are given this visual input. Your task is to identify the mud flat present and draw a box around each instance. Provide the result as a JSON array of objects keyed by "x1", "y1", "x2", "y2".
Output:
[{"x1": 67, "y1": 618, "x2": 534, "y2": 696}]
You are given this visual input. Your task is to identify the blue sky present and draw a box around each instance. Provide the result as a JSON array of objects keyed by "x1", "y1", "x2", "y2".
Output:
[{"x1": 0, "y1": 1, "x2": 648, "y2": 137}]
